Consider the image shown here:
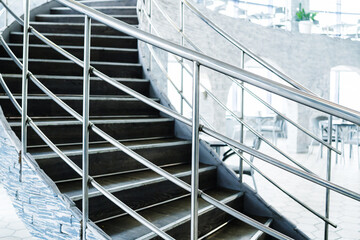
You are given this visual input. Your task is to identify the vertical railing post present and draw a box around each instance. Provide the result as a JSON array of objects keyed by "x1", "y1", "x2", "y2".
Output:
[
  {"x1": 238, "y1": 51, "x2": 245, "y2": 183},
  {"x1": 179, "y1": 0, "x2": 184, "y2": 115},
  {"x1": 5, "y1": 0, "x2": 8, "y2": 28},
  {"x1": 324, "y1": 115, "x2": 333, "y2": 240},
  {"x1": 82, "y1": 15, "x2": 91, "y2": 240},
  {"x1": 20, "y1": 0, "x2": 30, "y2": 182},
  {"x1": 191, "y1": 61, "x2": 200, "y2": 240},
  {"x1": 147, "y1": 0, "x2": 152, "y2": 71}
]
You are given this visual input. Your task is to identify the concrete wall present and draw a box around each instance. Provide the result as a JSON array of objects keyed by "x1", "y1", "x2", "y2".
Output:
[{"x1": 141, "y1": 0, "x2": 360, "y2": 152}]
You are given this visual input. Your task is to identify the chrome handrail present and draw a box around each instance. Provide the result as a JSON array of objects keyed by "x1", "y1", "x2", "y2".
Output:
[
  {"x1": 0, "y1": 0, "x2": 359, "y2": 239},
  {"x1": 181, "y1": 0, "x2": 313, "y2": 94},
  {"x1": 0, "y1": 33, "x2": 291, "y2": 240},
  {"x1": 141, "y1": 0, "x2": 340, "y2": 155},
  {"x1": 145, "y1": 41, "x2": 337, "y2": 228},
  {"x1": 55, "y1": 0, "x2": 360, "y2": 125}
]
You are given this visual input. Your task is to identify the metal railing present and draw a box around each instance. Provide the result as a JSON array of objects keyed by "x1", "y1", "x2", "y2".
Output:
[
  {"x1": 0, "y1": 0, "x2": 359, "y2": 240},
  {"x1": 137, "y1": 1, "x2": 360, "y2": 239}
]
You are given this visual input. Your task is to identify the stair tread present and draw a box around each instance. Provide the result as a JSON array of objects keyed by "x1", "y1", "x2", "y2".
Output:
[
  {"x1": 1, "y1": 74, "x2": 147, "y2": 82},
  {"x1": 0, "y1": 57, "x2": 142, "y2": 66},
  {"x1": 202, "y1": 217, "x2": 271, "y2": 240},
  {"x1": 8, "y1": 117, "x2": 172, "y2": 127},
  {"x1": 97, "y1": 188, "x2": 240, "y2": 239},
  {"x1": 36, "y1": 14, "x2": 138, "y2": 18},
  {"x1": 29, "y1": 21, "x2": 138, "y2": 27},
  {"x1": 58, "y1": 163, "x2": 215, "y2": 200},
  {"x1": 0, "y1": 93, "x2": 157, "y2": 101},
  {"x1": 11, "y1": 31, "x2": 136, "y2": 40},
  {"x1": 6, "y1": 43, "x2": 138, "y2": 52},
  {"x1": 29, "y1": 137, "x2": 191, "y2": 159},
  {"x1": 51, "y1": 6, "x2": 137, "y2": 10}
]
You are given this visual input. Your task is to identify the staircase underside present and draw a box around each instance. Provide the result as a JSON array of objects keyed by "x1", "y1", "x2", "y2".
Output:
[{"x1": 0, "y1": 0, "x2": 309, "y2": 239}]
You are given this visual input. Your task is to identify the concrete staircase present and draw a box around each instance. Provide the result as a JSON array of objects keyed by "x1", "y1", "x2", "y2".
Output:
[{"x1": 0, "y1": 0, "x2": 305, "y2": 239}]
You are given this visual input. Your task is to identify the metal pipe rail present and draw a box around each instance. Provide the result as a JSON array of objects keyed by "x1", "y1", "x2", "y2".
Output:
[
  {"x1": 1, "y1": 0, "x2": 359, "y2": 212},
  {"x1": 139, "y1": 0, "x2": 340, "y2": 155},
  {"x1": 144, "y1": 41, "x2": 337, "y2": 228},
  {"x1": 0, "y1": 38, "x2": 290, "y2": 240},
  {"x1": 181, "y1": 0, "x2": 313, "y2": 94},
  {"x1": 49, "y1": 0, "x2": 360, "y2": 125},
  {"x1": 1, "y1": 0, "x2": 360, "y2": 239},
  {"x1": 0, "y1": 74, "x2": 174, "y2": 240}
]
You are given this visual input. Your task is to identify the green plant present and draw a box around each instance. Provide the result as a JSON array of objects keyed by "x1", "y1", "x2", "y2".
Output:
[{"x1": 295, "y1": 3, "x2": 317, "y2": 21}]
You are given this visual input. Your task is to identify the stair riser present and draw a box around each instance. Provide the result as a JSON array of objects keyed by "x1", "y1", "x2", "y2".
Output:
[
  {"x1": 10, "y1": 33, "x2": 138, "y2": 48},
  {"x1": 35, "y1": 144, "x2": 191, "y2": 181},
  {"x1": 78, "y1": 169, "x2": 217, "y2": 221},
  {"x1": 79, "y1": 0, "x2": 138, "y2": 7},
  {"x1": 160, "y1": 197, "x2": 243, "y2": 240},
  {"x1": 50, "y1": 8, "x2": 137, "y2": 15},
  {"x1": 12, "y1": 120, "x2": 174, "y2": 145},
  {"x1": 0, "y1": 76, "x2": 149, "y2": 96},
  {"x1": 0, "y1": 98, "x2": 157, "y2": 118},
  {"x1": 36, "y1": 15, "x2": 138, "y2": 25},
  {"x1": 0, "y1": 59, "x2": 143, "y2": 78},
  {"x1": 0, "y1": 45, "x2": 139, "y2": 63},
  {"x1": 27, "y1": 23, "x2": 129, "y2": 36}
]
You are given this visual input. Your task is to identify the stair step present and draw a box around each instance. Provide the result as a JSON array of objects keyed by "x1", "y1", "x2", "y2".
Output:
[
  {"x1": 0, "y1": 43, "x2": 139, "y2": 63},
  {"x1": 201, "y1": 217, "x2": 272, "y2": 240},
  {"x1": 28, "y1": 22, "x2": 135, "y2": 36},
  {"x1": 0, "y1": 74, "x2": 149, "y2": 96},
  {"x1": 0, "y1": 94, "x2": 157, "y2": 118},
  {"x1": 30, "y1": 138, "x2": 191, "y2": 181},
  {"x1": 10, "y1": 32, "x2": 137, "y2": 48},
  {"x1": 77, "y1": 0, "x2": 138, "y2": 7},
  {"x1": 0, "y1": 58, "x2": 143, "y2": 78},
  {"x1": 36, "y1": 14, "x2": 138, "y2": 24},
  {"x1": 50, "y1": 6, "x2": 137, "y2": 15},
  {"x1": 59, "y1": 164, "x2": 217, "y2": 221},
  {"x1": 96, "y1": 188, "x2": 242, "y2": 239},
  {"x1": 9, "y1": 117, "x2": 174, "y2": 146}
]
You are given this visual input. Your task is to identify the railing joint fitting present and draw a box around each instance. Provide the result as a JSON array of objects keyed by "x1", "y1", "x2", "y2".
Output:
[
  {"x1": 199, "y1": 124, "x2": 204, "y2": 132},
  {"x1": 89, "y1": 66, "x2": 95, "y2": 74}
]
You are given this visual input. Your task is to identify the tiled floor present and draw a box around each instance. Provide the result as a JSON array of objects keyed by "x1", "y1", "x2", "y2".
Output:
[
  {"x1": 0, "y1": 185, "x2": 36, "y2": 240},
  {"x1": 226, "y1": 139, "x2": 360, "y2": 240}
]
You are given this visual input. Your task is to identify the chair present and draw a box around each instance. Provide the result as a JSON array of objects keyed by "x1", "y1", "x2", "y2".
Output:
[
  {"x1": 222, "y1": 137, "x2": 261, "y2": 192},
  {"x1": 259, "y1": 115, "x2": 287, "y2": 145},
  {"x1": 344, "y1": 126, "x2": 360, "y2": 164},
  {"x1": 308, "y1": 115, "x2": 328, "y2": 154}
]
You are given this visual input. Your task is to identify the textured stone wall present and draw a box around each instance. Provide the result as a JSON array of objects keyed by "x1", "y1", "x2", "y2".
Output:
[{"x1": 0, "y1": 109, "x2": 106, "y2": 239}]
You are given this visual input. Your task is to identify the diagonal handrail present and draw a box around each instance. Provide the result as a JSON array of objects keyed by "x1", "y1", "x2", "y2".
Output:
[
  {"x1": 0, "y1": 0, "x2": 360, "y2": 239},
  {"x1": 0, "y1": 36, "x2": 291, "y2": 240},
  {"x1": 182, "y1": 0, "x2": 313, "y2": 94},
  {"x1": 141, "y1": 0, "x2": 340, "y2": 155},
  {"x1": 53, "y1": 0, "x2": 360, "y2": 125},
  {"x1": 145, "y1": 42, "x2": 337, "y2": 228}
]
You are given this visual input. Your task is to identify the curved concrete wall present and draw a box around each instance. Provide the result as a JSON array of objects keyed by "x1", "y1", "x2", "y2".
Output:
[{"x1": 141, "y1": 0, "x2": 360, "y2": 152}]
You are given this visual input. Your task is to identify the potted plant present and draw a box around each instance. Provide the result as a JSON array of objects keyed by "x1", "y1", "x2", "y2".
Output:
[{"x1": 295, "y1": 3, "x2": 317, "y2": 34}]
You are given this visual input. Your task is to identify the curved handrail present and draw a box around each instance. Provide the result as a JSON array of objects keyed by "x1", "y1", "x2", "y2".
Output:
[
  {"x1": 182, "y1": 0, "x2": 313, "y2": 94},
  {"x1": 0, "y1": 0, "x2": 359, "y2": 238},
  {"x1": 145, "y1": 42, "x2": 337, "y2": 228},
  {"x1": 54, "y1": 0, "x2": 360, "y2": 125},
  {"x1": 140, "y1": 0, "x2": 339, "y2": 155}
]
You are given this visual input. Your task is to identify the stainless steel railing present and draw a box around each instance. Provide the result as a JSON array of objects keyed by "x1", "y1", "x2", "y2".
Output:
[
  {"x1": 137, "y1": 1, "x2": 360, "y2": 239},
  {"x1": 0, "y1": 0, "x2": 359, "y2": 239}
]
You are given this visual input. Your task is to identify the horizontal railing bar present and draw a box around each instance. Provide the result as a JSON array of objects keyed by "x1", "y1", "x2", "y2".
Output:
[
  {"x1": 202, "y1": 127, "x2": 360, "y2": 202},
  {"x1": 139, "y1": 0, "x2": 341, "y2": 155},
  {"x1": 142, "y1": 46, "x2": 337, "y2": 227},
  {"x1": 56, "y1": 0, "x2": 360, "y2": 125},
  {"x1": 181, "y1": 0, "x2": 313, "y2": 94}
]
